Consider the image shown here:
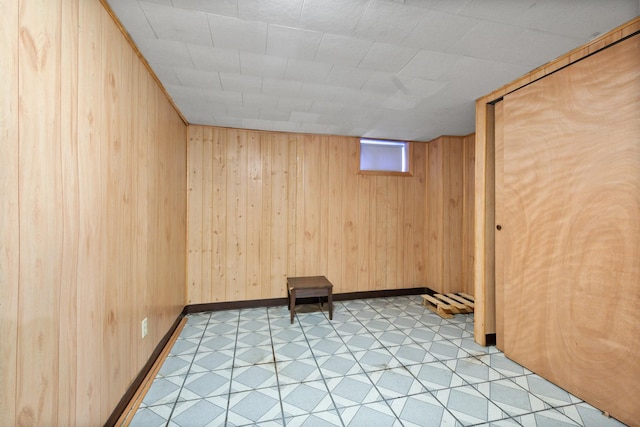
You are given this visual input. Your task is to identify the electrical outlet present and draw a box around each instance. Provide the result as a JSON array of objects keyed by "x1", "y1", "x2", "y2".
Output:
[{"x1": 141, "y1": 318, "x2": 148, "y2": 338}]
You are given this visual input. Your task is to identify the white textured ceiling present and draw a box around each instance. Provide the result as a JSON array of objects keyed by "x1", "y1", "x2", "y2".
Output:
[{"x1": 106, "y1": 0, "x2": 639, "y2": 141}]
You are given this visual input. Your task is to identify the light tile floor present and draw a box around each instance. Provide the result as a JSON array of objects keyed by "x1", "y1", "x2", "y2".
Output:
[{"x1": 129, "y1": 296, "x2": 627, "y2": 427}]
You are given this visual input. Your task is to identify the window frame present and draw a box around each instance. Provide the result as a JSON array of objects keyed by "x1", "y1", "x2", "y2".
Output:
[{"x1": 357, "y1": 138, "x2": 414, "y2": 176}]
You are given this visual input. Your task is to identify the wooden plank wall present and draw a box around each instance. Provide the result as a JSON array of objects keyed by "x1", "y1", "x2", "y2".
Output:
[
  {"x1": 0, "y1": 1, "x2": 187, "y2": 425},
  {"x1": 187, "y1": 127, "x2": 428, "y2": 303},
  {"x1": 187, "y1": 126, "x2": 475, "y2": 303},
  {"x1": 426, "y1": 135, "x2": 475, "y2": 295}
]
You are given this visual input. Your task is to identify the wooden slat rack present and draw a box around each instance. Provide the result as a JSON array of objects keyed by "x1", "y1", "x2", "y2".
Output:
[{"x1": 421, "y1": 292, "x2": 475, "y2": 318}]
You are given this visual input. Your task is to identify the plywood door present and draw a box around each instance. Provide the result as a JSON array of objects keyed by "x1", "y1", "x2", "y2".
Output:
[{"x1": 498, "y1": 35, "x2": 640, "y2": 425}]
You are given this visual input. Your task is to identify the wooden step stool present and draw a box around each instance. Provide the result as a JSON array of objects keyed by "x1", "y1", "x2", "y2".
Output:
[{"x1": 421, "y1": 293, "x2": 474, "y2": 319}]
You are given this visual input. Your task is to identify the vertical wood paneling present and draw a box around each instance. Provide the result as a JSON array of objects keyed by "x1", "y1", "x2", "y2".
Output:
[
  {"x1": 187, "y1": 127, "x2": 203, "y2": 303},
  {"x1": 246, "y1": 131, "x2": 262, "y2": 299},
  {"x1": 17, "y1": 0, "x2": 63, "y2": 423},
  {"x1": 343, "y1": 138, "x2": 359, "y2": 292},
  {"x1": 187, "y1": 127, "x2": 470, "y2": 301},
  {"x1": 427, "y1": 139, "x2": 443, "y2": 291},
  {"x1": 0, "y1": 0, "x2": 19, "y2": 424},
  {"x1": 462, "y1": 134, "x2": 475, "y2": 296},
  {"x1": 5, "y1": 0, "x2": 187, "y2": 424},
  {"x1": 201, "y1": 128, "x2": 214, "y2": 302},
  {"x1": 59, "y1": 1, "x2": 80, "y2": 423},
  {"x1": 411, "y1": 142, "x2": 427, "y2": 285},
  {"x1": 443, "y1": 138, "x2": 463, "y2": 292},
  {"x1": 357, "y1": 174, "x2": 372, "y2": 290},
  {"x1": 76, "y1": 1, "x2": 105, "y2": 421},
  {"x1": 211, "y1": 128, "x2": 227, "y2": 302}
]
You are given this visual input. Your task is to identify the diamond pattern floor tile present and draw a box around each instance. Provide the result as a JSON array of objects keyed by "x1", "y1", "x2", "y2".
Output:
[
  {"x1": 168, "y1": 396, "x2": 228, "y2": 427},
  {"x1": 180, "y1": 369, "x2": 231, "y2": 399},
  {"x1": 557, "y1": 402, "x2": 628, "y2": 427},
  {"x1": 408, "y1": 361, "x2": 466, "y2": 391},
  {"x1": 227, "y1": 387, "x2": 283, "y2": 425},
  {"x1": 511, "y1": 374, "x2": 581, "y2": 407},
  {"x1": 389, "y1": 393, "x2": 460, "y2": 427},
  {"x1": 285, "y1": 409, "x2": 343, "y2": 427},
  {"x1": 369, "y1": 366, "x2": 426, "y2": 399},
  {"x1": 435, "y1": 385, "x2": 508, "y2": 425},
  {"x1": 515, "y1": 408, "x2": 581, "y2": 426},
  {"x1": 280, "y1": 381, "x2": 337, "y2": 416},
  {"x1": 130, "y1": 296, "x2": 595, "y2": 427},
  {"x1": 231, "y1": 363, "x2": 278, "y2": 392},
  {"x1": 474, "y1": 379, "x2": 547, "y2": 416},
  {"x1": 276, "y1": 358, "x2": 323, "y2": 385},
  {"x1": 324, "y1": 374, "x2": 383, "y2": 408},
  {"x1": 339, "y1": 401, "x2": 402, "y2": 427},
  {"x1": 130, "y1": 404, "x2": 172, "y2": 427}
]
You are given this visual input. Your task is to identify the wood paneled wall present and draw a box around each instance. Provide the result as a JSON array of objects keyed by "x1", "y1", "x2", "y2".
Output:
[
  {"x1": 187, "y1": 126, "x2": 475, "y2": 304},
  {"x1": 426, "y1": 135, "x2": 475, "y2": 295},
  {"x1": 0, "y1": 1, "x2": 187, "y2": 425}
]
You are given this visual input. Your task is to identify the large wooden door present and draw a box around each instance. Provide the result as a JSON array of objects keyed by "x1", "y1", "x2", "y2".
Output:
[{"x1": 497, "y1": 35, "x2": 640, "y2": 425}]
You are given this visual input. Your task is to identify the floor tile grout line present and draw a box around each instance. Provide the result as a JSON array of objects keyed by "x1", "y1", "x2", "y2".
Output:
[
  {"x1": 165, "y1": 312, "x2": 212, "y2": 423},
  {"x1": 298, "y1": 308, "x2": 348, "y2": 427},
  {"x1": 266, "y1": 307, "x2": 288, "y2": 427},
  {"x1": 223, "y1": 309, "x2": 241, "y2": 426}
]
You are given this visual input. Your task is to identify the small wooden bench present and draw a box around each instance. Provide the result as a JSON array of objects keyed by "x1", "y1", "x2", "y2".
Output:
[{"x1": 287, "y1": 276, "x2": 334, "y2": 324}]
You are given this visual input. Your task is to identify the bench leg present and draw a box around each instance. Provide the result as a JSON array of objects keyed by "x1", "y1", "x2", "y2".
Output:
[
  {"x1": 328, "y1": 291, "x2": 333, "y2": 320},
  {"x1": 289, "y1": 289, "x2": 296, "y2": 324}
]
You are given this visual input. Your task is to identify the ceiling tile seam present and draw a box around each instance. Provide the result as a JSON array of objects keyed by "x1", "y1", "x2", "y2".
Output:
[
  {"x1": 139, "y1": 1, "x2": 159, "y2": 41},
  {"x1": 205, "y1": 12, "x2": 216, "y2": 49},
  {"x1": 349, "y1": 0, "x2": 374, "y2": 38}
]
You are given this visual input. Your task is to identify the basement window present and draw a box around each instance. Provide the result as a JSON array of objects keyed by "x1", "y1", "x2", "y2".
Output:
[{"x1": 359, "y1": 138, "x2": 412, "y2": 175}]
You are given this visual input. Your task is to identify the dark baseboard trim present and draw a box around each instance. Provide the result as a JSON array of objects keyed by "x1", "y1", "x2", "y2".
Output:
[
  {"x1": 485, "y1": 333, "x2": 497, "y2": 346},
  {"x1": 104, "y1": 313, "x2": 185, "y2": 427},
  {"x1": 183, "y1": 287, "x2": 432, "y2": 314}
]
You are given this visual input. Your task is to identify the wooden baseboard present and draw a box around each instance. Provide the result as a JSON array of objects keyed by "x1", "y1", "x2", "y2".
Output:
[
  {"x1": 184, "y1": 287, "x2": 432, "y2": 314},
  {"x1": 104, "y1": 314, "x2": 185, "y2": 427}
]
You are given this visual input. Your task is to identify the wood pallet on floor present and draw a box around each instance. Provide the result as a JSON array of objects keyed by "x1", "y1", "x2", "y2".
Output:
[{"x1": 421, "y1": 293, "x2": 475, "y2": 319}]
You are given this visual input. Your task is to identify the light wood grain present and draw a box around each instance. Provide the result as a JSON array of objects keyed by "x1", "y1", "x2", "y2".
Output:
[
  {"x1": 493, "y1": 102, "x2": 504, "y2": 351},
  {"x1": 4, "y1": 1, "x2": 187, "y2": 424},
  {"x1": 0, "y1": 0, "x2": 19, "y2": 424},
  {"x1": 186, "y1": 128, "x2": 468, "y2": 301},
  {"x1": 462, "y1": 134, "x2": 475, "y2": 296},
  {"x1": 500, "y1": 34, "x2": 640, "y2": 426},
  {"x1": 17, "y1": 1, "x2": 63, "y2": 423}
]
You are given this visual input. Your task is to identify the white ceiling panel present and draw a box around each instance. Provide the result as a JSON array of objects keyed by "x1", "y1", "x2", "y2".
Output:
[
  {"x1": 358, "y1": 42, "x2": 418, "y2": 73},
  {"x1": 266, "y1": 25, "x2": 323, "y2": 60},
  {"x1": 174, "y1": 67, "x2": 221, "y2": 90},
  {"x1": 239, "y1": 52, "x2": 287, "y2": 78},
  {"x1": 219, "y1": 72, "x2": 262, "y2": 93},
  {"x1": 207, "y1": 14, "x2": 267, "y2": 53},
  {"x1": 140, "y1": 1, "x2": 212, "y2": 46},
  {"x1": 399, "y1": 50, "x2": 461, "y2": 81},
  {"x1": 298, "y1": 0, "x2": 370, "y2": 35},
  {"x1": 188, "y1": 45, "x2": 240, "y2": 73},
  {"x1": 352, "y1": 0, "x2": 427, "y2": 44},
  {"x1": 402, "y1": 10, "x2": 479, "y2": 51},
  {"x1": 106, "y1": 0, "x2": 639, "y2": 141},
  {"x1": 171, "y1": 0, "x2": 238, "y2": 17},
  {"x1": 325, "y1": 65, "x2": 373, "y2": 89},
  {"x1": 284, "y1": 58, "x2": 332, "y2": 83},
  {"x1": 238, "y1": 0, "x2": 303, "y2": 27},
  {"x1": 314, "y1": 34, "x2": 373, "y2": 67}
]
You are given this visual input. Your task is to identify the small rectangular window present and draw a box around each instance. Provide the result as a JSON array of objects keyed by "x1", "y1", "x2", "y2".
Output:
[{"x1": 359, "y1": 138, "x2": 411, "y2": 175}]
